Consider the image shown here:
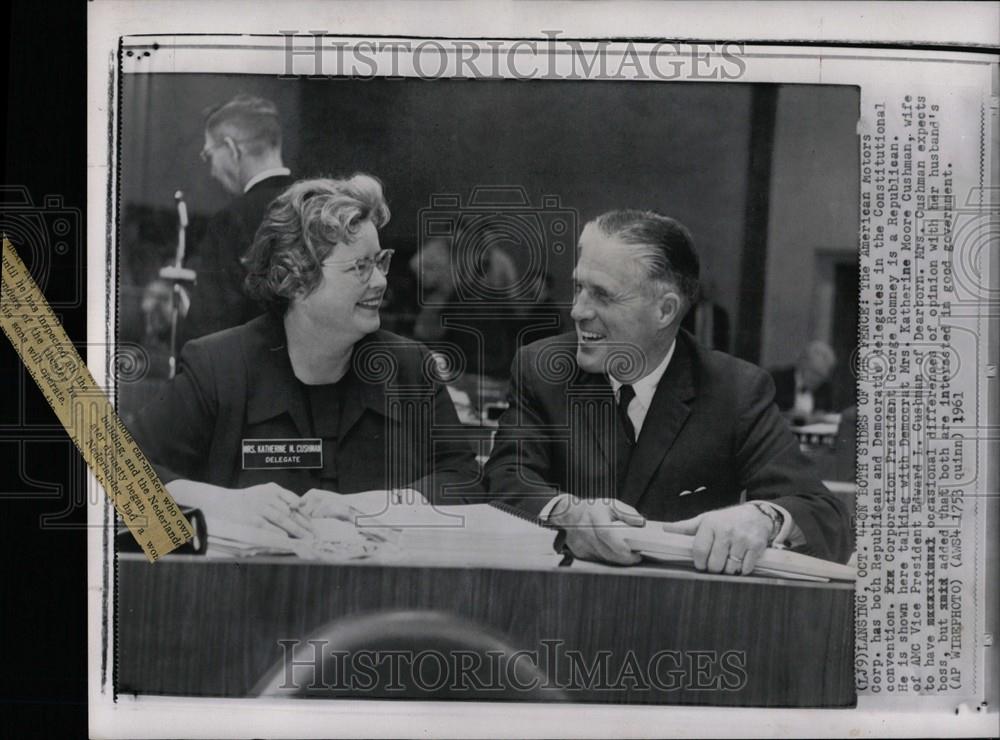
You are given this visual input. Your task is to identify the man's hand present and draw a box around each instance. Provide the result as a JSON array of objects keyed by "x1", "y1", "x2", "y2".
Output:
[
  {"x1": 297, "y1": 489, "x2": 363, "y2": 521},
  {"x1": 661, "y1": 504, "x2": 772, "y2": 575},
  {"x1": 546, "y1": 495, "x2": 645, "y2": 565}
]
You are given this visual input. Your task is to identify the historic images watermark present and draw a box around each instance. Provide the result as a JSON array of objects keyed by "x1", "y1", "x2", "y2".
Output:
[
  {"x1": 274, "y1": 639, "x2": 748, "y2": 695},
  {"x1": 279, "y1": 32, "x2": 747, "y2": 81}
]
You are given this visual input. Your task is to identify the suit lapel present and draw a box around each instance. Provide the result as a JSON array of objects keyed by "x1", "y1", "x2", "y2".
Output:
[{"x1": 620, "y1": 336, "x2": 697, "y2": 509}]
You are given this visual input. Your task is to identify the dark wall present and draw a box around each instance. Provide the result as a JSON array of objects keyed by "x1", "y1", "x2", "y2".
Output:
[{"x1": 761, "y1": 85, "x2": 859, "y2": 368}]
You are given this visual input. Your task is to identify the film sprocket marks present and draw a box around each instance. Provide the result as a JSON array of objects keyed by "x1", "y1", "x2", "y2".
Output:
[{"x1": 86, "y1": 18, "x2": 997, "y2": 738}]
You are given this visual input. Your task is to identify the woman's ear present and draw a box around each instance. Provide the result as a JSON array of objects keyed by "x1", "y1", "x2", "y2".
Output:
[{"x1": 289, "y1": 280, "x2": 311, "y2": 303}]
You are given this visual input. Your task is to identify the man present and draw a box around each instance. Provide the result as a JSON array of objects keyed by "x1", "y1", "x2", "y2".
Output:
[
  {"x1": 408, "y1": 235, "x2": 524, "y2": 379},
  {"x1": 484, "y1": 210, "x2": 852, "y2": 572},
  {"x1": 771, "y1": 341, "x2": 837, "y2": 417},
  {"x1": 181, "y1": 94, "x2": 294, "y2": 343},
  {"x1": 408, "y1": 237, "x2": 457, "y2": 342}
]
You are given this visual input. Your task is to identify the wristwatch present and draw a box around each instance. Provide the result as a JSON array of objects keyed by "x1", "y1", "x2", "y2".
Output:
[{"x1": 749, "y1": 501, "x2": 791, "y2": 549}]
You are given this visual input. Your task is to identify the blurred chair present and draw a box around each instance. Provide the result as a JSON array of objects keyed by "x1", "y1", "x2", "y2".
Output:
[{"x1": 252, "y1": 609, "x2": 566, "y2": 702}]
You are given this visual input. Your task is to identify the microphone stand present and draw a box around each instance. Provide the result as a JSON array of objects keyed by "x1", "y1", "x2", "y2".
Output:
[{"x1": 160, "y1": 191, "x2": 196, "y2": 379}]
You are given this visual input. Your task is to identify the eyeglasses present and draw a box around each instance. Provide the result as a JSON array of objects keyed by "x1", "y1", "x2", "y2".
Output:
[
  {"x1": 324, "y1": 249, "x2": 395, "y2": 285},
  {"x1": 199, "y1": 135, "x2": 254, "y2": 163},
  {"x1": 199, "y1": 141, "x2": 226, "y2": 163}
]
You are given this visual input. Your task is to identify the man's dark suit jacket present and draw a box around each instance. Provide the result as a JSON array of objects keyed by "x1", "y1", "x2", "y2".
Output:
[
  {"x1": 770, "y1": 366, "x2": 834, "y2": 413},
  {"x1": 483, "y1": 331, "x2": 853, "y2": 563},
  {"x1": 182, "y1": 174, "x2": 295, "y2": 344},
  {"x1": 130, "y1": 314, "x2": 482, "y2": 505}
]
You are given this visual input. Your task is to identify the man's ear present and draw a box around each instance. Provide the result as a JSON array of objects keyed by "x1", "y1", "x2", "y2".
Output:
[
  {"x1": 224, "y1": 135, "x2": 241, "y2": 160},
  {"x1": 657, "y1": 288, "x2": 682, "y2": 329}
]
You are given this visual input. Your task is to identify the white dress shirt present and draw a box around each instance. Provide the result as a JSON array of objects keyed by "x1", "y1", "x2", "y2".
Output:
[
  {"x1": 792, "y1": 369, "x2": 815, "y2": 416},
  {"x1": 608, "y1": 340, "x2": 676, "y2": 440}
]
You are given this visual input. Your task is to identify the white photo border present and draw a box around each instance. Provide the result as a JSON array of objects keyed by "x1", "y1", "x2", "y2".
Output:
[{"x1": 88, "y1": 3, "x2": 999, "y2": 738}]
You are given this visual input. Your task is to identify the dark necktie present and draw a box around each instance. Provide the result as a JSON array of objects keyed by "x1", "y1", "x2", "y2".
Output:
[
  {"x1": 617, "y1": 384, "x2": 636, "y2": 445},
  {"x1": 615, "y1": 384, "x2": 636, "y2": 496}
]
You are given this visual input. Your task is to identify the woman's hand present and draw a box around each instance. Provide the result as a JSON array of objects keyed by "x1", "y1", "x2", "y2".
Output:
[
  {"x1": 166, "y1": 480, "x2": 313, "y2": 538},
  {"x1": 297, "y1": 488, "x2": 362, "y2": 522}
]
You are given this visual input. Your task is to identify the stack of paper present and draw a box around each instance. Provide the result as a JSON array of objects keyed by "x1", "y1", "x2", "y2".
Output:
[
  {"x1": 343, "y1": 491, "x2": 557, "y2": 564},
  {"x1": 619, "y1": 523, "x2": 856, "y2": 582},
  {"x1": 207, "y1": 518, "x2": 388, "y2": 561}
]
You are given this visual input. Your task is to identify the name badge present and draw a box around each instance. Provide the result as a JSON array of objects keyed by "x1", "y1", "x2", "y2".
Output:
[{"x1": 242, "y1": 438, "x2": 323, "y2": 470}]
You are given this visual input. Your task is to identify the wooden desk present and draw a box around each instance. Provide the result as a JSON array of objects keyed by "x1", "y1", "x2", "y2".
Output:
[{"x1": 116, "y1": 553, "x2": 854, "y2": 707}]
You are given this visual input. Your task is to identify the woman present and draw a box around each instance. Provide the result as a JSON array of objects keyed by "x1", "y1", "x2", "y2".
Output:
[{"x1": 130, "y1": 174, "x2": 481, "y2": 537}]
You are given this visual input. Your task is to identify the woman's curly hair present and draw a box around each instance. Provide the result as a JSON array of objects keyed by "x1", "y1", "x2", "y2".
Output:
[{"x1": 242, "y1": 174, "x2": 391, "y2": 313}]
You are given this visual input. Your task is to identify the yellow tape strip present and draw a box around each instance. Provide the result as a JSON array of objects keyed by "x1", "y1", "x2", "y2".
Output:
[{"x1": 0, "y1": 237, "x2": 192, "y2": 561}]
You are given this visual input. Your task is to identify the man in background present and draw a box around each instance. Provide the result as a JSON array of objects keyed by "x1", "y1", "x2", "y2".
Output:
[
  {"x1": 408, "y1": 234, "x2": 524, "y2": 380},
  {"x1": 408, "y1": 237, "x2": 457, "y2": 343},
  {"x1": 770, "y1": 341, "x2": 837, "y2": 418},
  {"x1": 180, "y1": 94, "x2": 293, "y2": 343}
]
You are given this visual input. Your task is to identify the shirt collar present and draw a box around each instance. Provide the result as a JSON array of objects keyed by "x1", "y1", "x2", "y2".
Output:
[
  {"x1": 608, "y1": 339, "x2": 677, "y2": 404},
  {"x1": 243, "y1": 167, "x2": 291, "y2": 193}
]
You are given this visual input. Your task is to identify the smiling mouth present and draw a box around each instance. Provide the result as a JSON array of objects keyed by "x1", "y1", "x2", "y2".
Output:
[
  {"x1": 357, "y1": 296, "x2": 383, "y2": 310},
  {"x1": 579, "y1": 330, "x2": 606, "y2": 344}
]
